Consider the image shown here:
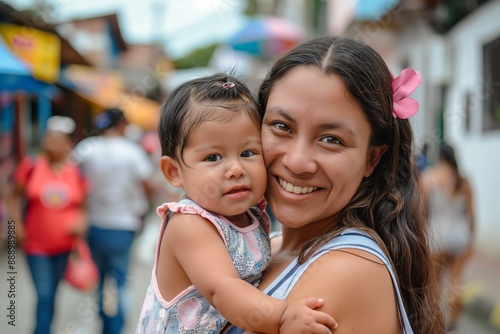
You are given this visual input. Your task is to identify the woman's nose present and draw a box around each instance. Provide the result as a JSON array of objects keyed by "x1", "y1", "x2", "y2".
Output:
[{"x1": 281, "y1": 139, "x2": 317, "y2": 174}]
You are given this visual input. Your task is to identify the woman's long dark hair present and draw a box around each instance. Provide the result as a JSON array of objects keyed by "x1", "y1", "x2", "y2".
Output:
[{"x1": 259, "y1": 36, "x2": 444, "y2": 333}]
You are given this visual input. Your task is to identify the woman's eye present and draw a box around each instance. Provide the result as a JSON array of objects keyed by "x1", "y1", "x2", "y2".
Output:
[
  {"x1": 241, "y1": 150, "x2": 256, "y2": 158},
  {"x1": 272, "y1": 122, "x2": 291, "y2": 132},
  {"x1": 321, "y1": 136, "x2": 342, "y2": 145},
  {"x1": 205, "y1": 154, "x2": 222, "y2": 162}
]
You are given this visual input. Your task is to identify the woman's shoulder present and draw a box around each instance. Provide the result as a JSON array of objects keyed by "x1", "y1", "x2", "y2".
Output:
[
  {"x1": 13, "y1": 155, "x2": 37, "y2": 186},
  {"x1": 305, "y1": 246, "x2": 387, "y2": 280},
  {"x1": 307, "y1": 229, "x2": 389, "y2": 276},
  {"x1": 459, "y1": 176, "x2": 473, "y2": 194},
  {"x1": 289, "y1": 241, "x2": 400, "y2": 333},
  {"x1": 285, "y1": 229, "x2": 392, "y2": 297},
  {"x1": 321, "y1": 229, "x2": 388, "y2": 257}
]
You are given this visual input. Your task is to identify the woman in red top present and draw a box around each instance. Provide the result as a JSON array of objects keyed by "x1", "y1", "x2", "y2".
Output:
[{"x1": 8, "y1": 116, "x2": 88, "y2": 334}]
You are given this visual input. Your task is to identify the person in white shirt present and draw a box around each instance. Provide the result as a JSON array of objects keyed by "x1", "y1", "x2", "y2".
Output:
[{"x1": 72, "y1": 108, "x2": 153, "y2": 334}]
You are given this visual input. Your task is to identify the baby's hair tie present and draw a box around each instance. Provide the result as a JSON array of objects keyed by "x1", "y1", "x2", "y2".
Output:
[
  {"x1": 392, "y1": 68, "x2": 422, "y2": 119},
  {"x1": 222, "y1": 82, "x2": 235, "y2": 90}
]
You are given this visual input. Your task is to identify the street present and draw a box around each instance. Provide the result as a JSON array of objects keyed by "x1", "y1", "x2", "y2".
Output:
[
  {"x1": 0, "y1": 242, "x2": 151, "y2": 334},
  {"x1": 0, "y1": 240, "x2": 497, "y2": 334}
]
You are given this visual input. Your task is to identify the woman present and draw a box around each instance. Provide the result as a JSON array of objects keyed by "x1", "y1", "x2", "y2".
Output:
[
  {"x1": 226, "y1": 36, "x2": 444, "y2": 333},
  {"x1": 8, "y1": 116, "x2": 88, "y2": 334},
  {"x1": 422, "y1": 142, "x2": 475, "y2": 332}
]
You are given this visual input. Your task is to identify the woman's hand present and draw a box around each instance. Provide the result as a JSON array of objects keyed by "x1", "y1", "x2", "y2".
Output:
[
  {"x1": 14, "y1": 222, "x2": 26, "y2": 247},
  {"x1": 279, "y1": 297, "x2": 338, "y2": 334},
  {"x1": 68, "y1": 217, "x2": 88, "y2": 237}
]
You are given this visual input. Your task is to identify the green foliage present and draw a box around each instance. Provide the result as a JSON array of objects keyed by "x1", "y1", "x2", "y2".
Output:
[
  {"x1": 173, "y1": 43, "x2": 218, "y2": 69},
  {"x1": 494, "y1": 104, "x2": 500, "y2": 122},
  {"x1": 244, "y1": 0, "x2": 258, "y2": 16}
]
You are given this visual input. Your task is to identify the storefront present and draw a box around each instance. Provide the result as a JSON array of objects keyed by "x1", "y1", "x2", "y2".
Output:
[{"x1": 64, "y1": 64, "x2": 160, "y2": 131}]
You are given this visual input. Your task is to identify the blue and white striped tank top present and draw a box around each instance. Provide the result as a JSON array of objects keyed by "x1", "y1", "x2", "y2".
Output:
[{"x1": 226, "y1": 228, "x2": 413, "y2": 334}]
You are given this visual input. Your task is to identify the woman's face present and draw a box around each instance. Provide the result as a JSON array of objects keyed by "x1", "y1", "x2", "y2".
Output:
[
  {"x1": 42, "y1": 131, "x2": 72, "y2": 162},
  {"x1": 262, "y1": 66, "x2": 381, "y2": 232}
]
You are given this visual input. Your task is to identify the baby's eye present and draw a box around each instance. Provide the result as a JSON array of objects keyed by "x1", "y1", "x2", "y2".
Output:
[
  {"x1": 205, "y1": 154, "x2": 222, "y2": 162},
  {"x1": 241, "y1": 150, "x2": 256, "y2": 158},
  {"x1": 273, "y1": 122, "x2": 291, "y2": 132},
  {"x1": 321, "y1": 136, "x2": 342, "y2": 145}
]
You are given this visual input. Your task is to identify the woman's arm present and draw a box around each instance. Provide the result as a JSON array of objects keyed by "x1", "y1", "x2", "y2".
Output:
[
  {"x1": 463, "y1": 178, "x2": 475, "y2": 236},
  {"x1": 69, "y1": 198, "x2": 89, "y2": 237},
  {"x1": 164, "y1": 213, "x2": 336, "y2": 333},
  {"x1": 283, "y1": 249, "x2": 401, "y2": 334}
]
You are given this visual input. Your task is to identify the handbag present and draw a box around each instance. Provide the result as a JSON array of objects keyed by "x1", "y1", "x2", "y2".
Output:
[{"x1": 64, "y1": 238, "x2": 99, "y2": 291}]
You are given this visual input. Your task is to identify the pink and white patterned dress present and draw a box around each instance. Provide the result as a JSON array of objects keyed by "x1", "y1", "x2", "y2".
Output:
[{"x1": 136, "y1": 198, "x2": 271, "y2": 333}]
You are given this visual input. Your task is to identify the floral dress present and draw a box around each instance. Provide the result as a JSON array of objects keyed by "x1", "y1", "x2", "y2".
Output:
[{"x1": 136, "y1": 198, "x2": 271, "y2": 333}]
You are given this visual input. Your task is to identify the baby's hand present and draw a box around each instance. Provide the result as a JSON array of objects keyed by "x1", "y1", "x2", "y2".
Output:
[{"x1": 279, "y1": 297, "x2": 338, "y2": 334}]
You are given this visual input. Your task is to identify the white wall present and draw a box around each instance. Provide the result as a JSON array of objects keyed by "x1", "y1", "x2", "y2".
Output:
[
  {"x1": 389, "y1": 1, "x2": 500, "y2": 258},
  {"x1": 394, "y1": 23, "x2": 445, "y2": 153},
  {"x1": 446, "y1": 0, "x2": 500, "y2": 257}
]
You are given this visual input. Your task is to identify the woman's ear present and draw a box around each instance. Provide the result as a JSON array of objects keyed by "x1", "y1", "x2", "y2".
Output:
[
  {"x1": 365, "y1": 145, "x2": 388, "y2": 177},
  {"x1": 160, "y1": 156, "x2": 183, "y2": 187}
]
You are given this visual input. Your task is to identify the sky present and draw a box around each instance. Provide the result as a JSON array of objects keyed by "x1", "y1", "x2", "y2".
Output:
[
  {"x1": 4, "y1": 0, "x2": 246, "y2": 58},
  {"x1": 4, "y1": 0, "x2": 397, "y2": 58}
]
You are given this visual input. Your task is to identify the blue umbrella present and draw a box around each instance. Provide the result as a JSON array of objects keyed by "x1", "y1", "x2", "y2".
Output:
[
  {"x1": 227, "y1": 16, "x2": 304, "y2": 59},
  {"x1": 0, "y1": 37, "x2": 59, "y2": 97},
  {"x1": 0, "y1": 36, "x2": 60, "y2": 136}
]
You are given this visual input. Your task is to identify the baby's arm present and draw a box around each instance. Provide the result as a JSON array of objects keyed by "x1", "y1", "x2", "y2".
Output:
[{"x1": 166, "y1": 213, "x2": 336, "y2": 333}]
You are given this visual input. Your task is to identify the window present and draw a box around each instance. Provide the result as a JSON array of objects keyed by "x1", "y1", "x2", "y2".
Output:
[
  {"x1": 483, "y1": 35, "x2": 500, "y2": 131},
  {"x1": 465, "y1": 91, "x2": 471, "y2": 133}
]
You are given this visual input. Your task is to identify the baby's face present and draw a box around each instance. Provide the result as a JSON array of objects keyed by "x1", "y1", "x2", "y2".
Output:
[{"x1": 177, "y1": 111, "x2": 266, "y2": 218}]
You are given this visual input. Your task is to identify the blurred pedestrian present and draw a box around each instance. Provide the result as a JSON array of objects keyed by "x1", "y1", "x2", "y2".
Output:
[
  {"x1": 422, "y1": 142, "x2": 475, "y2": 333},
  {"x1": 416, "y1": 142, "x2": 430, "y2": 172},
  {"x1": 7, "y1": 116, "x2": 88, "y2": 334},
  {"x1": 72, "y1": 108, "x2": 153, "y2": 334}
]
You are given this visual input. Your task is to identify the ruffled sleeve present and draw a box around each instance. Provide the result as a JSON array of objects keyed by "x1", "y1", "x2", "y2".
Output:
[{"x1": 156, "y1": 200, "x2": 229, "y2": 246}]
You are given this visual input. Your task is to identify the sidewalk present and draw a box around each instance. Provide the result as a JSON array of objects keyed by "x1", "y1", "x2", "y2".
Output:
[
  {"x1": 0, "y1": 240, "x2": 152, "y2": 334},
  {"x1": 461, "y1": 250, "x2": 500, "y2": 333}
]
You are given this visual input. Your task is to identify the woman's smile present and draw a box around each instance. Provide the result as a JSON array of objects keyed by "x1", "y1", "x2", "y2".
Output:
[
  {"x1": 262, "y1": 67, "x2": 373, "y2": 227},
  {"x1": 278, "y1": 177, "x2": 318, "y2": 194}
]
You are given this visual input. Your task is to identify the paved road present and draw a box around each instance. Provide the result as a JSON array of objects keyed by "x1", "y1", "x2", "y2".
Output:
[
  {"x1": 1, "y1": 240, "x2": 498, "y2": 334},
  {"x1": 0, "y1": 242, "x2": 151, "y2": 334},
  {"x1": 458, "y1": 312, "x2": 500, "y2": 334}
]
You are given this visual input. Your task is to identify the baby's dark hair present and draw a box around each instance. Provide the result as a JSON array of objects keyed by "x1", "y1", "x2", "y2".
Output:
[{"x1": 158, "y1": 73, "x2": 260, "y2": 161}]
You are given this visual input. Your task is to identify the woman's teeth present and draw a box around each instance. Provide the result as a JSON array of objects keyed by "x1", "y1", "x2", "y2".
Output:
[{"x1": 279, "y1": 178, "x2": 317, "y2": 194}]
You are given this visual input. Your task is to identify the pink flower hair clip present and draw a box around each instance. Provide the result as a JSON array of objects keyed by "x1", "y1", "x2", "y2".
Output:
[
  {"x1": 222, "y1": 82, "x2": 235, "y2": 90},
  {"x1": 392, "y1": 68, "x2": 422, "y2": 119}
]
